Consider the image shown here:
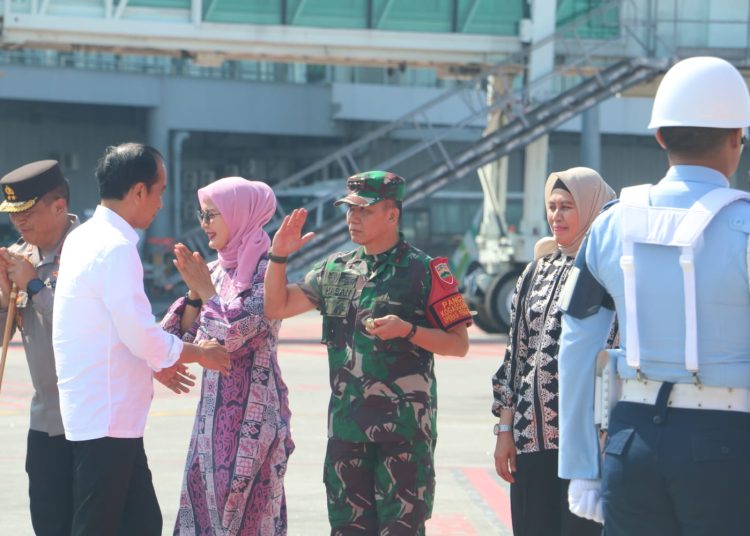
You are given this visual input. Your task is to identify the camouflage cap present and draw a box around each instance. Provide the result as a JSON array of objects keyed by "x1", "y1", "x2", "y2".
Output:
[{"x1": 334, "y1": 171, "x2": 406, "y2": 207}]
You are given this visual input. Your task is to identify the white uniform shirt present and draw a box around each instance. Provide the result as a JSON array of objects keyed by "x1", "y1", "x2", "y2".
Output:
[
  {"x1": 53, "y1": 205, "x2": 183, "y2": 441},
  {"x1": 559, "y1": 166, "x2": 750, "y2": 479}
]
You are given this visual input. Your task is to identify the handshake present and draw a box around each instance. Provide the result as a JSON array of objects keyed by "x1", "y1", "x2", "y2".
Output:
[{"x1": 155, "y1": 338, "x2": 230, "y2": 394}]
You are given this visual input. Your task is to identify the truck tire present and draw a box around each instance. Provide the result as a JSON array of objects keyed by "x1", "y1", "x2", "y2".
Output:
[
  {"x1": 485, "y1": 271, "x2": 522, "y2": 334},
  {"x1": 471, "y1": 303, "x2": 502, "y2": 334}
]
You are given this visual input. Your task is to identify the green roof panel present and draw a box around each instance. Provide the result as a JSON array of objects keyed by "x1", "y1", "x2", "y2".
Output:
[
  {"x1": 375, "y1": 0, "x2": 453, "y2": 33},
  {"x1": 203, "y1": 0, "x2": 283, "y2": 24},
  {"x1": 289, "y1": 0, "x2": 368, "y2": 29},
  {"x1": 128, "y1": 0, "x2": 190, "y2": 8}
]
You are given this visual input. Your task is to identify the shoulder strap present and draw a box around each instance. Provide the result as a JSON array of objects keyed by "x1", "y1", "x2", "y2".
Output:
[
  {"x1": 620, "y1": 185, "x2": 750, "y2": 377},
  {"x1": 673, "y1": 187, "x2": 750, "y2": 245}
]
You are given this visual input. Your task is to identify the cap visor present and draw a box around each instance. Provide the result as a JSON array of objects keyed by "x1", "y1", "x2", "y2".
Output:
[
  {"x1": 334, "y1": 194, "x2": 372, "y2": 207},
  {"x1": 0, "y1": 198, "x2": 36, "y2": 213}
]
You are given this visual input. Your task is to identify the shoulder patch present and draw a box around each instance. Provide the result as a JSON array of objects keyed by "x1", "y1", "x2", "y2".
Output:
[
  {"x1": 426, "y1": 257, "x2": 472, "y2": 330},
  {"x1": 430, "y1": 257, "x2": 456, "y2": 287}
]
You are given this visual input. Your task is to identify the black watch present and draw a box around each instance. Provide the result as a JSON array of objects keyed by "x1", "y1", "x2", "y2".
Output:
[
  {"x1": 184, "y1": 292, "x2": 203, "y2": 308},
  {"x1": 27, "y1": 278, "x2": 44, "y2": 297}
]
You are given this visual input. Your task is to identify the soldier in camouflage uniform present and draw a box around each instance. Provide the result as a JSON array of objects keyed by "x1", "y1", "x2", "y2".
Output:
[{"x1": 264, "y1": 170, "x2": 472, "y2": 535}]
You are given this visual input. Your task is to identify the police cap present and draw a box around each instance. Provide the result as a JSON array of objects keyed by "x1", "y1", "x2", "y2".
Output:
[{"x1": 0, "y1": 160, "x2": 66, "y2": 213}]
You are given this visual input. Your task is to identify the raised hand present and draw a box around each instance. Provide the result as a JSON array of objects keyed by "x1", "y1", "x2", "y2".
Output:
[
  {"x1": 173, "y1": 243, "x2": 215, "y2": 302},
  {"x1": 154, "y1": 363, "x2": 197, "y2": 394},
  {"x1": 271, "y1": 208, "x2": 315, "y2": 257}
]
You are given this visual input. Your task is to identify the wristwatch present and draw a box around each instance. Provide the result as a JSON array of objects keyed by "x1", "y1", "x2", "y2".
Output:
[
  {"x1": 493, "y1": 423, "x2": 513, "y2": 435},
  {"x1": 26, "y1": 278, "x2": 44, "y2": 297},
  {"x1": 184, "y1": 292, "x2": 202, "y2": 308}
]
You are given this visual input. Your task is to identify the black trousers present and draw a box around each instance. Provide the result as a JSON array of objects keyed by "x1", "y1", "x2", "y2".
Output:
[
  {"x1": 26, "y1": 429, "x2": 74, "y2": 536},
  {"x1": 511, "y1": 449, "x2": 603, "y2": 536},
  {"x1": 603, "y1": 382, "x2": 750, "y2": 536},
  {"x1": 70, "y1": 436, "x2": 161, "y2": 536}
]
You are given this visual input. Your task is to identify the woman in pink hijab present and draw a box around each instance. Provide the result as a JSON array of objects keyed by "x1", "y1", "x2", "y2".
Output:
[{"x1": 162, "y1": 177, "x2": 294, "y2": 535}]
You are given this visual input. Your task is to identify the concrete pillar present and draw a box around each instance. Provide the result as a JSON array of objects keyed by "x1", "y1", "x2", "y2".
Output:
[
  {"x1": 527, "y1": 0, "x2": 556, "y2": 100},
  {"x1": 520, "y1": 135, "x2": 549, "y2": 240},
  {"x1": 581, "y1": 105, "x2": 601, "y2": 171},
  {"x1": 171, "y1": 131, "x2": 190, "y2": 237},
  {"x1": 146, "y1": 106, "x2": 172, "y2": 239},
  {"x1": 514, "y1": 0, "x2": 556, "y2": 261},
  {"x1": 476, "y1": 74, "x2": 511, "y2": 273}
]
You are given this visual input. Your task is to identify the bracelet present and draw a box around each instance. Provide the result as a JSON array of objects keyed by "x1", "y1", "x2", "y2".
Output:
[
  {"x1": 268, "y1": 252, "x2": 288, "y2": 264},
  {"x1": 184, "y1": 292, "x2": 202, "y2": 308},
  {"x1": 404, "y1": 322, "x2": 418, "y2": 340}
]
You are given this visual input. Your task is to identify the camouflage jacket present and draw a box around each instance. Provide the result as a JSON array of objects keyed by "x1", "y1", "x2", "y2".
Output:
[{"x1": 300, "y1": 238, "x2": 444, "y2": 443}]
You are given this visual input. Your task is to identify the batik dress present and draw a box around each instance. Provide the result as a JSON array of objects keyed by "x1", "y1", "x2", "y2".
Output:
[{"x1": 162, "y1": 257, "x2": 294, "y2": 536}]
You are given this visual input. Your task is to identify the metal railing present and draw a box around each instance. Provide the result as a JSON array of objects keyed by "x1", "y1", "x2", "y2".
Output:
[{"x1": 166, "y1": 0, "x2": 750, "y2": 280}]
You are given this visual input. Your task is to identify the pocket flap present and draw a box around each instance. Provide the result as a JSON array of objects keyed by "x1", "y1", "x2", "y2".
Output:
[{"x1": 604, "y1": 428, "x2": 635, "y2": 456}]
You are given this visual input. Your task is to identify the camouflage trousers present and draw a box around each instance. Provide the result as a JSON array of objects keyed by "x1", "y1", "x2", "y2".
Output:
[{"x1": 323, "y1": 438, "x2": 436, "y2": 536}]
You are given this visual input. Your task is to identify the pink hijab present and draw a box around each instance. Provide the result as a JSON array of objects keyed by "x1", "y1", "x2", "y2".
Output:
[{"x1": 197, "y1": 177, "x2": 276, "y2": 295}]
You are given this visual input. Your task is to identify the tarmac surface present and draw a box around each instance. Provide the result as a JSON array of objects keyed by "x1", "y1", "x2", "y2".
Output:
[{"x1": 0, "y1": 311, "x2": 513, "y2": 535}]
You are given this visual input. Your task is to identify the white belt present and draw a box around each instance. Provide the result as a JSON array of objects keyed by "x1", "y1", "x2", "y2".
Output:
[{"x1": 620, "y1": 379, "x2": 750, "y2": 413}]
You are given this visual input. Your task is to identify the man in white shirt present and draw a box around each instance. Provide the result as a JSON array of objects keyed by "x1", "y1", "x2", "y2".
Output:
[{"x1": 52, "y1": 142, "x2": 230, "y2": 536}]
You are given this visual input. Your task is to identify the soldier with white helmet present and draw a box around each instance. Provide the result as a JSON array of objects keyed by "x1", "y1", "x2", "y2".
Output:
[{"x1": 557, "y1": 56, "x2": 750, "y2": 534}]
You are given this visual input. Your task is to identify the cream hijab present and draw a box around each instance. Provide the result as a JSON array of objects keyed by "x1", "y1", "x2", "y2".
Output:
[{"x1": 534, "y1": 167, "x2": 616, "y2": 259}]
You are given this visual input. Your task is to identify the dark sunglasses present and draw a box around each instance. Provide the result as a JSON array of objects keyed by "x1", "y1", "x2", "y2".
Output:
[{"x1": 196, "y1": 209, "x2": 221, "y2": 224}]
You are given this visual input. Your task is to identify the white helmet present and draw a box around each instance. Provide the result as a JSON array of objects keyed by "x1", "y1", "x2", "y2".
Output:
[{"x1": 648, "y1": 56, "x2": 750, "y2": 129}]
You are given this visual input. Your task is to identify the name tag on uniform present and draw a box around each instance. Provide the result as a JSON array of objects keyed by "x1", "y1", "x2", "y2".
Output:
[{"x1": 323, "y1": 285, "x2": 356, "y2": 299}]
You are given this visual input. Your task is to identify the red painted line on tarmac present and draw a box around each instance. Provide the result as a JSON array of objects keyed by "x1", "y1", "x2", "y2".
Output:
[
  {"x1": 426, "y1": 514, "x2": 478, "y2": 535},
  {"x1": 278, "y1": 346, "x2": 327, "y2": 357},
  {"x1": 462, "y1": 467, "x2": 513, "y2": 530},
  {"x1": 0, "y1": 400, "x2": 28, "y2": 409}
]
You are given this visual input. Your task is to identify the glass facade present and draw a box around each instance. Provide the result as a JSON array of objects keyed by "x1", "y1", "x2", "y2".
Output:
[{"x1": 128, "y1": 0, "x2": 529, "y2": 36}]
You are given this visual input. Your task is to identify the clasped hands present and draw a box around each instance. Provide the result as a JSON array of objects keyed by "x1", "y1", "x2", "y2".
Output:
[
  {"x1": 172, "y1": 243, "x2": 216, "y2": 302},
  {"x1": 0, "y1": 247, "x2": 39, "y2": 307}
]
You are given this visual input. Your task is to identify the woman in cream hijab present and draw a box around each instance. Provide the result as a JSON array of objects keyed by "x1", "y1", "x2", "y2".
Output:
[{"x1": 490, "y1": 167, "x2": 616, "y2": 536}]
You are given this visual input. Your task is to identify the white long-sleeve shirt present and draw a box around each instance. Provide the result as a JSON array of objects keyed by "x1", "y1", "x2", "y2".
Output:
[{"x1": 53, "y1": 205, "x2": 183, "y2": 441}]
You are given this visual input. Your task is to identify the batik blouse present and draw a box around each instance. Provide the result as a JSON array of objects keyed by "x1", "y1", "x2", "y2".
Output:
[{"x1": 492, "y1": 250, "x2": 616, "y2": 454}]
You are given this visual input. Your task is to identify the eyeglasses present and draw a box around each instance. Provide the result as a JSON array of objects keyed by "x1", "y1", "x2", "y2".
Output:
[{"x1": 196, "y1": 209, "x2": 221, "y2": 224}]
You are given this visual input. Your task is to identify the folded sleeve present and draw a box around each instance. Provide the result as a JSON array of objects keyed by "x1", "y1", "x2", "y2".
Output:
[{"x1": 297, "y1": 259, "x2": 325, "y2": 310}]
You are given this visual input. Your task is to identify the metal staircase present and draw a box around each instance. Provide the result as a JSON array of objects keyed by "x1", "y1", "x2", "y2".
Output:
[
  {"x1": 166, "y1": 0, "x2": 668, "y2": 280},
  {"x1": 285, "y1": 56, "x2": 668, "y2": 272}
]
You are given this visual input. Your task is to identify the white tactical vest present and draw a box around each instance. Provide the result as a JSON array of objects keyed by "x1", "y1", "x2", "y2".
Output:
[{"x1": 618, "y1": 185, "x2": 750, "y2": 380}]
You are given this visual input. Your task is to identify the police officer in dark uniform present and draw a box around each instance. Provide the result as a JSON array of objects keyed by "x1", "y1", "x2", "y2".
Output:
[{"x1": 0, "y1": 160, "x2": 80, "y2": 536}]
